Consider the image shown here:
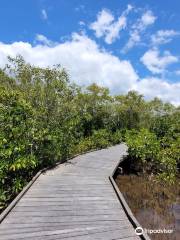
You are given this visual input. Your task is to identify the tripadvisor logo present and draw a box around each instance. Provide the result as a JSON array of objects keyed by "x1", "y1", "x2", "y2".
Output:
[
  {"x1": 135, "y1": 227, "x2": 174, "y2": 235},
  {"x1": 135, "y1": 227, "x2": 144, "y2": 235}
]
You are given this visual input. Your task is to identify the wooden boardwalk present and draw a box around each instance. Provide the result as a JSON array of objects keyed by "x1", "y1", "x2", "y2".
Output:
[{"x1": 0, "y1": 144, "x2": 141, "y2": 240}]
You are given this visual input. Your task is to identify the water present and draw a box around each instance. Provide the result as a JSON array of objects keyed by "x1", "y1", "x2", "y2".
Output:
[{"x1": 115, "y1": 174, "x2": 180, "y2": 240}]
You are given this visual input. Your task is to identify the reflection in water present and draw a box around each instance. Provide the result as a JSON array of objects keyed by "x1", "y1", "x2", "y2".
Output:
[{"x1": 115, "y1": 175, "x2": 180, "y2": 240}]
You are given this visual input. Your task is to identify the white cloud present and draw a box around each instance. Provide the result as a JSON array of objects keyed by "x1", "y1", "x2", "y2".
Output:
[
  {"x1": 0, "y1": 33, "x2": 138, "y2": 93},
  {"x1": 121, "y1": 30, "x2": 141, "y2": 53},
  {"x1": 122, "y1": 10, "x2": 156, "y2": 52},
  {"x1": 41, "y1": 9, "x2": 48, "y2": 20},
  {"x1": 140, "y1": 49, "x2": 178, "y2": 74},
  {"x1": 35, "y1": 34, "x2": 54, "y2": 46},
  {"x1": 104, "y1": 16, "x2": 126, "y2": 44},
  {"x1": 151, "y1": 30, "x2": 180, "y2": 45},
  {"x1": 0, "y1": 34, "x2": 179, "y2": 105},
  {"x1": 133, "y1": 77, "x2": 180, "y2": 106},
  {"x1": 90, "y1": 5, "x2": 133, "y2": 44},
  {"x1": 125, "y1": 4, "x2": 134, "y2": 12},
  {"x1": 175, "y1": 70, "x2": 180, "y2": 75},
  {"x1": 140, "y1": 10, "x2": 156, "y2": 26},
  {"x1": 79, "y1": 21, "x2": 85, "y2": 26},
  {"x1": 90, "y1": 9, "x2": 115, "y2": 38}
]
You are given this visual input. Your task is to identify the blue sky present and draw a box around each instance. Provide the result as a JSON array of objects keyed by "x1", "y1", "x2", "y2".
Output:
[{"x1": 0, "y1": 0, "x2": 180, "y2": 105}]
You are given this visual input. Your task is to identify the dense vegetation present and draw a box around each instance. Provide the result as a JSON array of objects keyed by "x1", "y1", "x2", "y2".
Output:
[{"x1": 0, "y1": 56, "x2": 179, "y2": 211}]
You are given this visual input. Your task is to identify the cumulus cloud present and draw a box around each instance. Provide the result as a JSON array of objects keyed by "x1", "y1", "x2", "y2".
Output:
[
  {"x1": 0, "y1": 34, "x2": 179, "y2": 105},
  {"x1": 140, "y1": 10, "x2": 156, "y2": 26},
  {"x1": 0, "y1": 33, "x2": 138, "y2": 93},
  {"x1": 122, "y1": 10, "x2": 156, "y2": 53},
  {"x1": 151, "y1": 30, "x2": 180, "y2": 45},
  {"x1": 90, "y1": 5, "x2": 133, "y2": 44},
  {"x1": 41, "y1": 9, "x2": 48, "y2": 20},
  {"x1": 133, "y1": 77, "x2": 180, "y2": 106},
  {"x1": 90, "y1": 9, "x2": 114, "y2": 37},
  {"x1": 35, "y1": 34, "x2": 54, "y2": 46},
  {"x1": 140, "y1": 49, "x2": 178, "y2": 74}
]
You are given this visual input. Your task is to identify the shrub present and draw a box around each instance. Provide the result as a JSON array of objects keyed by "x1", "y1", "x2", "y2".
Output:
[
  {"x1": 125, "y1": 128, "x2": 160, "y2": 173},
  {"x1": 157, "y1": 148, "x2": 177, "y2": 183},
  {"x1": 110, "y1": 130, "x2": 123, "y2": 144},
  {"x1": 125, "y1": 128, "x2": 179, "y2": 182},
  {"x1": 150, "y1": 116, "x2": 172, "y2": 138},
  {"x1": 73, "y1": 129, "x2": 112, "y2": 154},
  {"x1": 90, "y1": 129, "x2": 111, "y2": 149},
  {"x1": 72, "y1": 138, "x2": 94, "y2": 155},
  {"x1": 0, "y1": 89, "x2": 38, "y2": 208}
]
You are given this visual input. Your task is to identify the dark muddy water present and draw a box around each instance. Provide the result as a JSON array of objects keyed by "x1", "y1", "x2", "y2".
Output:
[{"x1": 115, "y1": 174, "x2": 180, "y2": 240}]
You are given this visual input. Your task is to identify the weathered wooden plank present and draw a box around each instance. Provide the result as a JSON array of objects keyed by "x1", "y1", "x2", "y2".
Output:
[
  {"x1": 17, "y1": 201, "x2": 122, "y2": 207},
  {"x1": 29, "y1": 192, "x2": 113, "y2": 197},
  {"x1": 0, "y1": 224, "x2": 131, "y2": 236},
  {"x1": 0, "y1": 220, "x2": 128, "y2": 230},
  {"x1": 6, "y1": 210, "x2": 125, "y2": 218},
  {"x1": 3, "y1": 214, "x2": 127, "y2": 224},
  {"x1": 0, "y1": 227, "x2": 136, "y2": 240},
  {"x1": 25, "y1": 190, "x2": 115, "y2": 195},
  {"x1": 13, "y1": 205, "x2": 123, "y2": 211}
]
